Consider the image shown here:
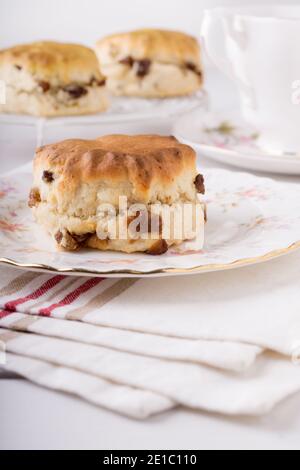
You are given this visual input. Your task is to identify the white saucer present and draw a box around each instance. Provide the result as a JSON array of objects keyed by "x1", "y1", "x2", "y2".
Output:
[{"x1": 173, "y1": 110, "x2": 300, "y2": 175}]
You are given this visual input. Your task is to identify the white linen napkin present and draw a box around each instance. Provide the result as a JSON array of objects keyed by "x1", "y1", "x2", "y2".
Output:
[
  {"x1": 4, "y1": 352, "x2": 174, "y2": 419},
  {"x1": 3, "y1": 251, "x2": 300, "y2": 355},
  {"x1": 1, "y1": 249, "x2": 300, "y2": 418},
  {"x1": 2, "y1": 330, "x2": 300, "y2": 417},
  {"x1": 0, "y1": 312, "x2": 261, "y2": 372},
  {"x1": 53, "y1": 251, "x2": 300, "y2": 356},
  {"x1": 0, "y1": 270, "x2": 262, "y2": 372}
]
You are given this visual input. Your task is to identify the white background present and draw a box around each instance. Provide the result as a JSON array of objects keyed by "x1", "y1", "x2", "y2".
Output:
[
  {"x1": 1, "y1": 0, "x2": 300, "y2": 48},
  {"x1": 1, "y1": 0, "x2": 300, "y2": 450}
]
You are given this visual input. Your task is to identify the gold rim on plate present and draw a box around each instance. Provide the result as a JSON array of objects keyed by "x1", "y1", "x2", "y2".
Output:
[{"x1": 1, "y1": 240, "x2": 300, "y2": 277}]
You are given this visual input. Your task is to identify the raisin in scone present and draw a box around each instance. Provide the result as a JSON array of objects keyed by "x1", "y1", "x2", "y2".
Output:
[
  {"x1": 95, "y1": 29, "x2": 203, "y2": 98},
  {"x1": 0, "y1": 41, "x2": 108, "y2": 116},
  {"x1": 29, "y1": 135, "x2": 205, "y2": 255}
]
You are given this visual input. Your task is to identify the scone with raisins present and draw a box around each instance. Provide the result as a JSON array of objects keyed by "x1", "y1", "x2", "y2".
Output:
[
  {"x1": 95, "y1": 29, "x2": 203, "y2": 98},
  {"x1": 0, "y1": 41, "x2": 108, "y2": 116},
  {"x1": 28, "y1": 135, "x2": 205, "y2": 255}
]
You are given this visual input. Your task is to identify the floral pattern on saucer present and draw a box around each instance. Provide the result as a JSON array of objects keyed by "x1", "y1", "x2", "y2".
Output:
[
  {"x1": 194, "y1": 112, "x2": 266, "y2": 157},
  {"x1": 203, "y1": 120, "x2": 259, "y2": 151},
  {"x1": 173, "y1": 110, "x2": 300, "y2": 175}
]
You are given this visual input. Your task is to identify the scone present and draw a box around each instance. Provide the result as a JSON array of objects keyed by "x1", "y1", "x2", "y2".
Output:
[
  {"x1": 28, "y1": 135, "x2": 205, "y2": 255},
  {"x1": 95, "y1": 29, "x2": 203, "y2": 98},
  {"x1": 0, "y1": 41, "x2": 108, "y2": 117}
]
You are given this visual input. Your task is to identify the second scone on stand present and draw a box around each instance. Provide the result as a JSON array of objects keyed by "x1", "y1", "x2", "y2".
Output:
[{"x1": 95, "y1": 29, "x2": 203, "y2": 98}]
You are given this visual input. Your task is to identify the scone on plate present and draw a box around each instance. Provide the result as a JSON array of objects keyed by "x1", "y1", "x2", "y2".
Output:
[
  {"x1": 28, "y1": 135, "x2": 205, "y2": 255},
  {"x1": 95, "y1": 29, "x2": 203, "y2": 98},
  {"x1": 0, "y1": 41, "x2": 108, "y2": 117}
]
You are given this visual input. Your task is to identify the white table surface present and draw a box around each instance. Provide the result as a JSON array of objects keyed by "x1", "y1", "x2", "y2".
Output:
[{"x1": 1, "y1": 70, "x2": 300, "y2": 450}]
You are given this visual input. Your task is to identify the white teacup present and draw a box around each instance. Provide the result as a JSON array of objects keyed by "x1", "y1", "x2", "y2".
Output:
[{"x1": 202, "y1": 5, "x2": 300, "y2": 155}]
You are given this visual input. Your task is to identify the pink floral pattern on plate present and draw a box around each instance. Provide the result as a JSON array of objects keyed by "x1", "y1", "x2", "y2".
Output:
[
  {"x1": 202, "y1": 120, "x2": 259, "y2": 152},
  {"x1": 1, "y1": 165, "x2": 300, "y2": 277}
]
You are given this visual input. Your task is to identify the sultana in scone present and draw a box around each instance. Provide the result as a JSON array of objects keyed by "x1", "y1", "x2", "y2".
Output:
[
  {"x1": 0, "y1": 41, "x2": 108, "y2": 117},
  {"x1": 95, "y1": 29, "x2": 203, "y2": 98}
]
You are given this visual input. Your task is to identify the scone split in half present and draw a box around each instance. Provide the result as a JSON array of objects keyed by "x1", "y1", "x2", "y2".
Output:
[
  {"x1": 0, "y1": 41, "x2": 108, "y2": 117},
  {"x1": 95, "y1": 29, "x2": 203, "y2": 98},
  {"x1": 29, "y1": 135, "x2": 205, "y2": 255}
]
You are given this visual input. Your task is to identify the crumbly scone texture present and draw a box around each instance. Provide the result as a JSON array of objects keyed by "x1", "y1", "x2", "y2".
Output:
[
  {"x1": 0, "y1": 41, "x2": 108, "y2": 116},
  {"x1": 95, "y1": 61, "x2": 202, "y2": 98},
  {"x1": 95, "y1": 29, "x2": 201, "y2": 66},
  {"x1": 1, "y1": 85, "x2": 108, "y2": 117},
  {"x1": 95, "y1": 29, "x2": 203, "y2": 97},
  {"x1": 29, "y1": 135, "x2": 205, "y2": 254}
]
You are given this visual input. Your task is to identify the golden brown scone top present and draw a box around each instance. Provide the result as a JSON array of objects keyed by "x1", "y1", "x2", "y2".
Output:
[
  {"x1": 95, "y1": 29, "x2": 201, "y2": 67},
  {"x1": 34, "y1": 135, "x2": 199, "y2": 204},
  {"x1": 0, "y1": 41, "x2": 104, "y2": 84}
]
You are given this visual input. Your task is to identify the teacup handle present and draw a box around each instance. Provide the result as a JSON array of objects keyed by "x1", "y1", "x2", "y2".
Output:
[{"x1": 201, "y1": 10, "x2": 235, "y2": 80}]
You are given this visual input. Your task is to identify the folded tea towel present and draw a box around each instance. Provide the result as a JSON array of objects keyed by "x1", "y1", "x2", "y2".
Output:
[
  {"x1": 1, "y1": 249, "x2": 300, "y2": 419},
  {"x1": 3, "y1": 352, "x2": 174, "y2": 419},
  {"x1": 0, "y1": 270, "x2": 262, "y2": 372},
  {"x1": 2, "y1": 330, "x2": 300, "y2": 417}
]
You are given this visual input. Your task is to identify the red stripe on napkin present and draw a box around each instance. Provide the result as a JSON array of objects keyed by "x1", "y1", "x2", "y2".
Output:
[
  {"x1": 0, "y1": 310, "x2": 13, "y2": 319},
  {"x1": 38, "y1": 278, "x2": 104, "y2": 317},
  {"x1": 4, "y1": 276, "x2": 65, "y2": 312}
]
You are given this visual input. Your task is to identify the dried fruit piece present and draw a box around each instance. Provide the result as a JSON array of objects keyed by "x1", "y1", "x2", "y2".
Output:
[
  {"x1": 38, "y1": 80, "x2": 51, "y2": 92},
  {"x1": 136, "y1": 59, "x2": 151, "y2": 77},
  {"x1": 28, "y1": 188, "x2": 41, "y2": 208},
  {"x1": 119, "y1": 56, "x2": 134, "y2": 67},
  {"x1": 63, "y1": 84, "x2": 88, "y2": 99},
  {"x1": 42, "y1": 170, "x2": 54, "y2": 183},
  {"x1": 194, "y1": 174, "x2": 205, "y2": 194},
  {"x1": 185, "y1": 62, "x2": 202, "y2": 78},
  {"x1": 55, "y1": 230, "x2": 93, "y2": 251},
  {"x1": 146, "y1": 239, "x2": 168, "y2": 255}
]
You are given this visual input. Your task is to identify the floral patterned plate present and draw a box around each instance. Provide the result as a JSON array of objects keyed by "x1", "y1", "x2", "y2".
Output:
[
  {"x1": 1, "y1": 164, "x2": 300, "y2": 277},
  {"x1": 173, "y1": 110, "x2": 300, "y2": 175}
]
